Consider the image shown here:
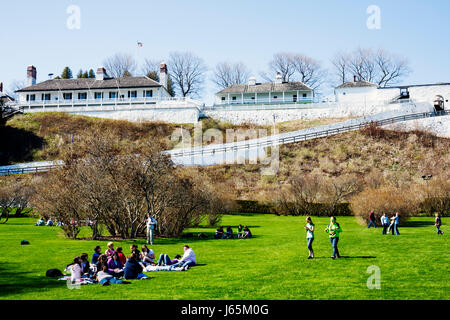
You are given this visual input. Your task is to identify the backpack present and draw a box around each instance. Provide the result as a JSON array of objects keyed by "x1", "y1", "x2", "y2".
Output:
[
  {"x1": 46, "y1": 268, "x2": 64, "y2": 277},
  {"x1": 21, "y1": 240, "x2": 30, "y2": 245}
]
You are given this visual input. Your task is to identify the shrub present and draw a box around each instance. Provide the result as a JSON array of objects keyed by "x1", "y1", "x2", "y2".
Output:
[{"x1": 351, "y1": 186, "x2": 420, "y2": 226}]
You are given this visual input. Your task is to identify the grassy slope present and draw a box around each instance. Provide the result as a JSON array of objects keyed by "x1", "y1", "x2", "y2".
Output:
[{"x1": 0, "y1": 215, "x2": 448, "y2": 300}]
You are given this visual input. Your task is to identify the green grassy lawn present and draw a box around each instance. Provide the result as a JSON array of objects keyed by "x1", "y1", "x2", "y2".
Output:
[{"x1": 0, "y1": 215, "x2": 448, "y2": 300}]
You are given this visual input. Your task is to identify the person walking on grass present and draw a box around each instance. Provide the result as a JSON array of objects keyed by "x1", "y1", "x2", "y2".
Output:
[
  {"x1": 368, "y1": 210, "x2": 377, "y2": 228},
  {"x1": 387, "y1": 214, "x2": 395, "y2": 235},
  {"x1": 325, "y1": 216, "x2": 342, "y2": 259},
  {"x1": 304, "y1": 216, "x2": 315, "y2": 259},
  {"x1": 146, "y1": 215, "x2": 157, "y2": 245},
  {"x1": 435, "y1": 213, "x2": 444, "y2": 235},
  {"x1": 381, "y1": 213, "x2": 389, "y2": 235}
]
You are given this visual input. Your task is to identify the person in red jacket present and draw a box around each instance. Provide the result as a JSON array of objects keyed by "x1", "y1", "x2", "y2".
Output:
[{"x1": 368, "y1": 210, "x2": 377, "y2": 228}]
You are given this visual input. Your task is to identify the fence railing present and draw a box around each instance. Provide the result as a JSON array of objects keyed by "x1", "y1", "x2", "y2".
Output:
[
  {"x1": 1, "y1": 110, "x2": 448, "y2": 175},
  {"x1": 0, "y1": 165, "x2": 61, "y2": 176},
  {"x1": 169, "y1": 110, "x2": 450, "y2": 158}
]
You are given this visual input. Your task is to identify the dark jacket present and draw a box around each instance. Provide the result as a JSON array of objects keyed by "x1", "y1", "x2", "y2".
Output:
[{"x1": 124, "y1": 258, "x2": 143, "y2": 279}]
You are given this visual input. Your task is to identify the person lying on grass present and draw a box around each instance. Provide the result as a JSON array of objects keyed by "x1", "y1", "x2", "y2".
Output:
[
  {"x1": 156, "y1": 254, "x2": 182, "y2": 266},
  {"x1": 144, "y1": 264, "x2": 188, "y2": 272},
  {"x1": 97, "y1": 265, "x2": 130, "y2": 286},
  {"x1": 124, "y1": 252, "x2": 148, "y2": 280}
]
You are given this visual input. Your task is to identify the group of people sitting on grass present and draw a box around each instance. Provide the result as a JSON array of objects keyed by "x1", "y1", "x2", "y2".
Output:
[
  {"x1": 35, "y1": 217, "x2": 60, "y2": 227},
  {"x1": 67, "y1": 242, "x2": 196, "y2": 286},
  {"x1": 215, "y1": 224, "x2": 252, "y2": 239},
  {"x1": 304, "y1": 216, "x2": 343, "y2": 260}
]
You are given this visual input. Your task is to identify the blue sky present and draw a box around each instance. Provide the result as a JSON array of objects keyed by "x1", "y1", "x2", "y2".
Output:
[{"x1": 1, "y1": 0, "x2": 449, "y2": 104}]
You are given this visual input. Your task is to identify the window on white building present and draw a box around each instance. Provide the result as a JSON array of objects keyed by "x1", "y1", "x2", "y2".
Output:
[
  {"x1": 94, "y1": 92, "x2": 103, "y2": 99},
  {"x1": 41, "y1": 93, "x2": 51, "y2": 101},
  {"x1": 63, "y1": 93, "x2": 72, "y2": 100},
  {"x1": 128, "y1": 90, "x2": 137, "y2": 98},
  {"x1": 144, "y1": 90, "x2": 153, "y2": 97},
  {"x1": 26, "y1": 94, "x2": 36, "y2": 101},
  {"x1": 78, "y1": 92, "x2": 87, "y2": 100},
  {"x1": 109, "y1": 92, "x2": 118, "y2": 99}
]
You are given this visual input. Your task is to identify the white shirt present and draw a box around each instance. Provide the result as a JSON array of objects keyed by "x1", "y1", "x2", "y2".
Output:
[
  {"x1": 181, "y1": 248, "x2": 196, "y2": 264},
  {"x1": 71, "y1": 264, "x2": 82, "y2": 282}
]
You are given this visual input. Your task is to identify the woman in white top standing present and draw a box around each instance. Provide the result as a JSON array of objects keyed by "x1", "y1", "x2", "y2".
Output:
[{"x1": 304, "y1": 217, "x2": 315, "y2": 259}]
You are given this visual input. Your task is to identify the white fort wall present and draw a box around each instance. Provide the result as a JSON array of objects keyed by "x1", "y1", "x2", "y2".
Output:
[
  {"x1": 204, "y1": 101, "x2": 434, "y2": 125},
  {"x1": 70, "y1": 108, "x2": 200, "y2": 124}
]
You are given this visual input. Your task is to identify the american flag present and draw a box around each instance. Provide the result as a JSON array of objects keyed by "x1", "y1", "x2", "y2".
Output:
[{"x1": 137, "y1": 41, "x2": 143, "y2": 47}]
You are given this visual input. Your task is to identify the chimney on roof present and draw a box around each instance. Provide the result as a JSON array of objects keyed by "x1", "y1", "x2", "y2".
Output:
[
  {"x1": 27, "y1": 65, "x2": 37, "y2": 86},
  {"x1": 0, "y1": 82, "x2": 3, "y2": 93},
  {"x1": 353, "y1": 75, "x2": 358, "y2": 82},
  {"x1": 96, "y1": 67, "x2": 107, "y2": 81},
  {"x1": 159, "y1": 62, "x2": 168, "y2": 90},
  {"x1": 275, "y1": 73, "x2": 283, "y2": 84},
  {"x1": 248, "y1": 76, "x2": 256, "y2": 86}
]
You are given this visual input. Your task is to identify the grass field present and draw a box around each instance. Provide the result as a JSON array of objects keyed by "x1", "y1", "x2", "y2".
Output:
[{"x1": 0, "y1": 215, "x2": 448, "y2": 300}]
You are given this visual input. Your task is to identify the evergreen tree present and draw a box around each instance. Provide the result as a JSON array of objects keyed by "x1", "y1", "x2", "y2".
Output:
[
  {"x1": 123, "y1": 70, "x2": 132, "y2": 77},
  {"x1": 82, "y1": 71, "x2": 89, "y2": 78},
  {"x1": 61, "y1": 67, "x2": 73, "y2": 79},
  {"x1": 77, "y1": 69, "x2": 84, "y2": 79},
  {"x1": 88, "y1": 69, "x2": 96, "y2": 78},
  {"x1": 146, "y1": 71, "x2": 175, "y2": 97}
]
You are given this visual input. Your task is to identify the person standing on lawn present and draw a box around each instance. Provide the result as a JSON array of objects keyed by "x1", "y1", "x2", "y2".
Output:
[
  {"x1": 381, "y1": 213, "x2": 389, "y2": 235},
  {"x1": 325, "y1": 216, "x2": 342, "y2": 259},
  {"x1": 304, "y1": 216, "x2": 315, "y2": 259},
  {"x1": 435, "y1": 213, "x2": 444, "y2": 235},
  {"x1": 146, "y1": 215, "x2": 157, "y2": 245},
  {"x1": 368, "y1": 210, "x2": 377, "y2": 228},
  {"x1": 393, "y1": 212, "x2": 400, "y2": 235}
]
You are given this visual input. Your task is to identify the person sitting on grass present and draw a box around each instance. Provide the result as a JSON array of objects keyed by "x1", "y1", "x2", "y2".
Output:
[
  {"x1": 243, "y1": 225, "x2": 252, "y2": 238},
  {"x1": 70, "y1": 256, "x2": 82, "y2": 283},
  {"x1": 46, "y1": 218, "x2": 54, "y2": 226},
  {"x1": 107, "y1": 252, "x2": 124, "y2": 278},
  {"x1": 435, "y1": 213, "x2": 444, "y2": 235},
  {"x1": 80, "y1": 253, "x2": 91, "y2": 277},
  {"x1": 105, "y1": 242, "x2": 115, "y2": 258},
  {"x1": 215, "y1": 226, "x2": 225, "y2": 239},
  {"x1": 96, "y1": 254, "x2": 108, "y2": 275},
  {"x1": 325, "y1": 216, "x2": 342, "y2": 259},
  {"x1": 237, "y1": 224, "x2": 244, "y2": 238},
  {"x1": 97, "y1": 265, "x2": 130, "y2": 286},
  {"x1": 157, "y1": 254, "x2": 182, "y2": 266},
  {"x1": 124, "y1": 252, "x2": 148, "y2": 280},
  {"x1": 92, "y1": 246, "x2": 102, "y2": 266},
  {"x1": 226, "y1": 226, "x2": 233, "y2": 239},
  {"x1": 116, "y1": 247, "x2": 127, "y2": 265},
  {"x1": 304, "y1": 216, "x2": 315, "y2": 259},
  {"x1": 35, "y1": 217, "x2": 45, "y2": 226},
  {"x1": 171, "y1": 245, "x2": 196, "y2": 269},
  {"x1": 141, "y1": 245, "x2": 156, "y2": 266}
]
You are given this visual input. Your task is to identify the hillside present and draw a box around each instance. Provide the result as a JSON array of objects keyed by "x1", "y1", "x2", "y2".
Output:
[{"x1": 1, "y1": 112, "x2": 346, "y2": 165}]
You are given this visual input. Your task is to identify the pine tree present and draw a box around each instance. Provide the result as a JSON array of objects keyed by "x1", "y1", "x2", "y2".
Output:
[
  {"x1": 77, "y1": 69, "x2": 84, "y2": 79},
  {"x1": 88, "y1": 69, "x2": 95, "y2": 78},
  {"x1": 61, "y1": 67, "x2": 73, "y2": 79},
  {"x1": 82, "y1": 71, "x2": 89, "y2": 78}
]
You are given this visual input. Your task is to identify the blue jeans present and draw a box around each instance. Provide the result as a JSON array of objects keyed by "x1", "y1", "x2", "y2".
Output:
[
  {"x1": 368, "y1": 220, "x2": 377, "y2": 228},
  {"x1": 394, "y1": 223, "x2": 400, "y2": 235},
  {"x1": 99, "y1": 277, "x2": 123, "y2": 285},
  {"x1": 136, "y1": 273, "x2": 148, "y2": 279},
  {"x1": 382, "y1": 224, "x2": 388, "y2": 234},
  {"x1": 437, "y1": 226, "x2": 443, "y2": 234},
  {"x1": 172, "y1": 260, "x2": 196, "y2": 268},
  {"x1": 330, "y1": 237, "x2": 340, "y2": 258},
  {"x1": 307, "y1": 238, "x2": 314, "y2": 251},
  {"x1": 157, "y1": 254, "x2": 173, "y2": 266}
]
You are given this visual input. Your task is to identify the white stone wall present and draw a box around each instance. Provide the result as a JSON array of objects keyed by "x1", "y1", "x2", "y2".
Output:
[
  {"x1": 70, "y1": 108, "x2": 199, "y2": 124},
  {"x1": 204, "y1": 101, "x2": 431, "y2": 125},
  {"x1": 335, "y1": 86, "x2": 378, "y2": 103}
]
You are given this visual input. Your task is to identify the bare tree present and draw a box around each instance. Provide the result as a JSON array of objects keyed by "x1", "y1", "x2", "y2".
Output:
[
  {"x1": 212, "y1": 62, "x2": 251, "y2": 89},
  {"x1": 331, "y1": 52, "x2": 350, "y2": 85},
  {"x1": 168, "y1": 51, "x2": 207, "y2": 97},
  {"x1": 262, "y1": 52, "x2": 296, "y2": 82},
  {"x1": 141, "y1": 58, "x2": 161, "y2": 78},
  {"x1": 103, "y1": 53, "x2": 137, "y2": 78},
  {"x1": 331, "y1": 47, "x2": 411, "y2": 87},
  {"x1": 374, "y1": 49, "x2": 411, "y2": 87},
  {"x1": 291, "y1": 54, "x2": 327, "y2": 91},
  {"x1": 6, "y1": 80, "x2": 27, "y2": 100}
]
